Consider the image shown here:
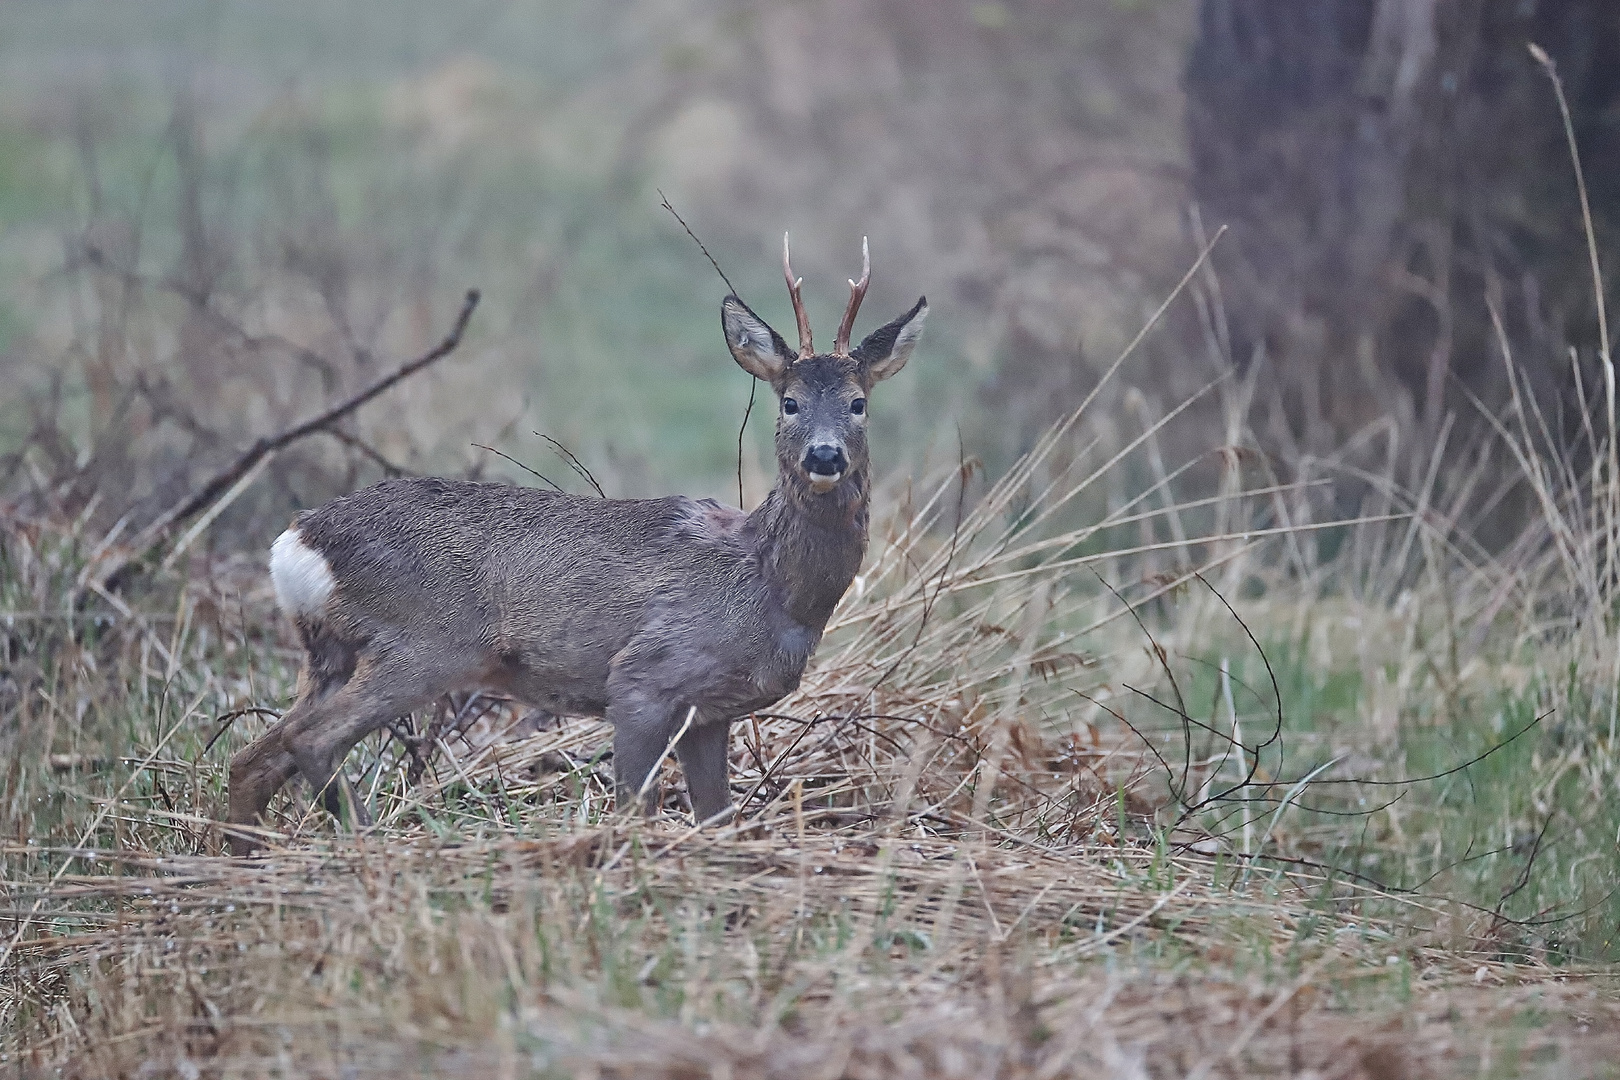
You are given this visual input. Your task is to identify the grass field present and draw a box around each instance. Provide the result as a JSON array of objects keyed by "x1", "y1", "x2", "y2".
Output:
[
  {"x1": 6, "y1": 301, "x2": 1620, "y2": 1076},
  {"x1": 3, "y1": 8, "x2": 1619, "y2": 1074}
]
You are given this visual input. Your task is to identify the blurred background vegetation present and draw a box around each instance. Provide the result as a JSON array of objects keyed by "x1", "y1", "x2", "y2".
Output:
[
  {"x1": 4, "y1": 0, "x2": 1616, "y2": 544},
  {"x1": 0, "y1": 0, "x2": 1198, "y2": 539}
]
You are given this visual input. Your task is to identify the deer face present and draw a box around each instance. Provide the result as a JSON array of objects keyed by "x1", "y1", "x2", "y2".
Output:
[
  {"x1": 776, "y1": 355, "x2": 867, "y2": 493},
  {"x1": 722, "y1": 237, "x2": 926, "y2": 498}
]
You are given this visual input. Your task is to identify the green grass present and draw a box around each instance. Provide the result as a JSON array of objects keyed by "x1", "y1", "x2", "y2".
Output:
[{"x1": 1193, "y1": 635, "x2": 1619, "y2": 962}]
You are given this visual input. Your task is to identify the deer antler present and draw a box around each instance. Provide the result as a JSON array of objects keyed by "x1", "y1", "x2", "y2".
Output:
[
  {"x1": 833, "y1": 236, "x2": 871, "y2": 357},
  {"x1": 782, "y1": 233, "x2": 813, "y2": 359}
]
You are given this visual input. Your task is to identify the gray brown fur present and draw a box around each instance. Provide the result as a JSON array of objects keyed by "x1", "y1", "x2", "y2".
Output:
[{"x1": 226, "y1": 245, "x2": 925, "y2": 854}]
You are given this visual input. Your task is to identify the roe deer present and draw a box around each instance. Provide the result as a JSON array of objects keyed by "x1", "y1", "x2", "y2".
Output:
[{"x1": 227, "y1": 236, "x2": 926, "y2": 853}]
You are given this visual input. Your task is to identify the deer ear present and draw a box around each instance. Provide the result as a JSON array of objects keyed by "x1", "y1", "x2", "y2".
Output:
[
  {"x1": 722, "y1": 295, "x2": 794, "y2": 382},
  {"x1": 854, "y1": 297, "x2": 927, "y2": 384}
]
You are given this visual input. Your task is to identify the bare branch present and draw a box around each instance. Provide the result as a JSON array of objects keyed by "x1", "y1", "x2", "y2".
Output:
[
  {"x1": 107, "y1": 289, "x2": 480, "y2": 582},
  {"x1": 533, "y1": 431, "x2": 605, "y2": 498}
]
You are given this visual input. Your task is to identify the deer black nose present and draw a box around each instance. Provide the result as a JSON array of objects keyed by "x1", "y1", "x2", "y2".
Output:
[{"x1": 803, "y1": 444, "x2": 847, "y2": 476}]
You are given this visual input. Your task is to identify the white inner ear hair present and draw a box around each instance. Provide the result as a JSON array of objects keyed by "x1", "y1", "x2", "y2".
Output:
[
  {"x1": 269, "y1": 528, "x2": 337, "y2": 616},
  {"x1": 894, "y1": 316, "x2": 925, "y2": 354},
  {"x1": 743, "y1": 325, "x2": 774, "y2": 354}
]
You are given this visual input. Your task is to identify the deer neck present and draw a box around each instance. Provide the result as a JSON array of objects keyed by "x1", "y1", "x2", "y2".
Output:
[{"x1": 748, "y1": 465, "x2": 869, "y2": 630}]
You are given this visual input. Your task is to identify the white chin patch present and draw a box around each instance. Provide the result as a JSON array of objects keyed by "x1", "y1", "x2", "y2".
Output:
[
  {"x1": 808, "y1": 473, "x2": 843, "y2": 494},
  {"x1": 269, "y1": 528, "x2": 336, "y2": 616}
]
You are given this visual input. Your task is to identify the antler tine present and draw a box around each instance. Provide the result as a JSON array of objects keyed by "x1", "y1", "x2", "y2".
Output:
[
  {"x1": 782, "y1": 232, "x2": 813, "y2": 359},
  {"x1": 833, "y1": 236, "x2": 871, "y2": 356}
]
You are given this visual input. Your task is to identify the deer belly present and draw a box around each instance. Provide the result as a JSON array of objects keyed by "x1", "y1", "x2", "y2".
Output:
[{"x1": 486, "y1": 640, "x2": 616, "y2": 717}]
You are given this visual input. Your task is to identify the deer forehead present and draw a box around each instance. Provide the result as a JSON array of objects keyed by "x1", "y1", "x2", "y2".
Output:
[{"x1": 781, "y1": 355, "x2": 864, "y2": 398}]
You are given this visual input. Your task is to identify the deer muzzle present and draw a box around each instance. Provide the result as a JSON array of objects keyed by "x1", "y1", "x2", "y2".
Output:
[{"x1": 803, "y1": 444, "x2": 848, "y2": 493}]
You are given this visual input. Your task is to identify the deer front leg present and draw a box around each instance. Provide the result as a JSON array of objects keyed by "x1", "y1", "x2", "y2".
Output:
[
  {"x1": 676, "y1": 719, "x2": 734, "y2": 824},
  {"x1": 606, "y1": 688, "x2": 680, "y2": 816}
]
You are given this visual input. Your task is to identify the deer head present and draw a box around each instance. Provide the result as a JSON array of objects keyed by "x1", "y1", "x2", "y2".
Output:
[{"x1": 721, "y1": 235, "x2": 927, "y2": 497}]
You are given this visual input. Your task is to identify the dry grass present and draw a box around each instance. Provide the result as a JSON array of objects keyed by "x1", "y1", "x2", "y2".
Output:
[
  {"x1": 6, "y1": 252, "x2": 1620, "y2": 1078},
  {"x1": 9, "y1": 827, "x2": 1619, "y2": 1079},
  {"x1": 6, "y1": 424, "x2": 1620, "y2": 1076}
]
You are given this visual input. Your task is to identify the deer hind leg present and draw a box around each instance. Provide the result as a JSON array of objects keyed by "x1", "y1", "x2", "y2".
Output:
[
  {"x1": 227, "y1": 719, "x2": 301, "y2": 855},
  {"x1": 281, "y1": 651, "x2": 448, "y2": 832},
  {"x1": 227, "y1": 622, "x2": 364, "y2": 853},
  {"x1": 317, "y1": 763, "x2": 372, "y2": 830},
  {"x1": 675, "y1": 719, "x2": 734, "y2": 824},
  {"x1": 227, "y1": 682, "x2": 379, "y2": 854}
]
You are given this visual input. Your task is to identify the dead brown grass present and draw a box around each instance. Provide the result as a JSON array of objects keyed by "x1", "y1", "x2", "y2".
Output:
[
  {"x1": 7, "y1": 245, "x2": 1620, "y2": 1078},
  {"x1": 7, "y1": 439, "x2": 1617, "y2": 1077},
  {"x1": 8, "y1": 821, "x2": 1617, "y2": 1078}
]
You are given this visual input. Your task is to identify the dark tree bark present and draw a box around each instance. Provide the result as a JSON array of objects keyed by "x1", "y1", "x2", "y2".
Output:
[{"x1": 1186, "y1": 0, "x2": 1620, "y2": 462}]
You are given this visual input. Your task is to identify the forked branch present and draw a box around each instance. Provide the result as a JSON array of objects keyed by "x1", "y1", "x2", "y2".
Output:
[{"x1": 110, "y1": 288, "x2": 481, "y2": 580}]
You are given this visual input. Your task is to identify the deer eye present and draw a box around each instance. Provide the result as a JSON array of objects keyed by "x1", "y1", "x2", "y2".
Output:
[
  {"x1": 782, "y1": 397, "x2": 800, "y2": 415},
  {"x1": 850, "y1": 398, "x2": 867, "y2": 415}
]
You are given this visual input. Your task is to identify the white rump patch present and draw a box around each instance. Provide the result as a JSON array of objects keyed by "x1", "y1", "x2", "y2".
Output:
[{"x1": 269, "y1": 528, "x2": 336, "y2": 616}]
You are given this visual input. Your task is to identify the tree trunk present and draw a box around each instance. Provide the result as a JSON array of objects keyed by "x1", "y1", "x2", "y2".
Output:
[{"x1": 1186, "y1": 0, "x2": 1620, "y2": 465}]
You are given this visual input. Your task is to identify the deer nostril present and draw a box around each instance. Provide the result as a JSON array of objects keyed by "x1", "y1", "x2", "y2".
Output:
[{"x1": 803, "y1": 445, "x2": 847, "y2": 476}]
